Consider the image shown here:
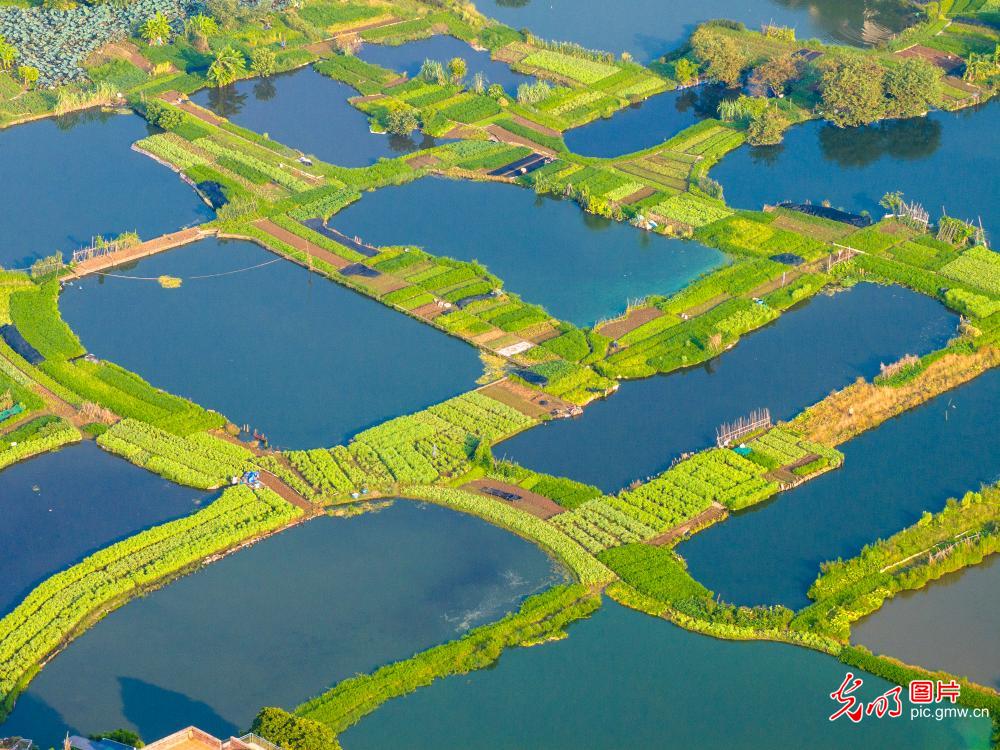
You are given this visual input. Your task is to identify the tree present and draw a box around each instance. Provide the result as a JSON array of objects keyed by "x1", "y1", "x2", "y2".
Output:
[
  {"x1": 746, "y1": 106, "x2": 788, "y2": 145},
  {"x1": 673, "y1": 57, "x2": 699, "y2": 85},
  {"x1": 207, "y1": 46, "x2": 247, "y2": 87},
  {"x1": 0, "y1": 35, "x2": 16, "y2": 72},
  {"x1": 820, "y1": 58, "x2": 886, "y2": 127},
  {"x1": 385, "y1": 105, "x2": 419, "y2": 135},
  {"x1": 144, "y1": 100, "x2": 183, "y2": 129},
  {"x1": 250, "y1": 707, "x2": 339, "y2": 750},
  {"x1": 447, "y1": 56, "x2": 467, "y2": 84},
  {"x1": 690, "y1": 28, "x2": 748, "y2": 87},
  {"x1": 250, "y1": 47, "x2": 277, "y2": 77},
  {"x1": 140, "y1": 12, "x2": 171, "y2": 46},
  {"x1": 419, "y1": 58, "x2": 445, "y2": 84},
  {"x1": 884, "y1": 58, "x2": 940, "y2": 117},
  {"x1": 470, "y1": 70, "x2": 485, "y2": 94},
  {"x1": 205, "y1": 0, "x2": 240, "y2": 29},
  {"x1": 751, "y1": 53, "x2": 801, "y2": 97},
  {"x1": 17, "y1": 65, "x2": 38, "y2": 89},
  {"x1": 186, "y1": 14, "x2": 219, "y2": 38},
  {"x1": 879, "y1": 190, "x2": 904, "y2": 213}
]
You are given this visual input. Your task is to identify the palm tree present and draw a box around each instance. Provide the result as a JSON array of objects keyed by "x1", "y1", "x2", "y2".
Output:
[
  {"x1": 208, "y1": 46, "x2": 247, "y2": 87},
  {"x1": 0, "y1": 37, "x2": 16, "y2": 72},
  {"x1": 141, "y1": 12, "x2": 171, "y2": 46}
]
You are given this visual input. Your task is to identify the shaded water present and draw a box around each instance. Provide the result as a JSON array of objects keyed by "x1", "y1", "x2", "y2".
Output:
[
  {"x1": 852, "y1": 555, "x2": 1000, "y2": 691},
  {"x1": 0, "y1": 110, "x2": 212, "y2": 269},
  {"x1": 0, "y1": 503, "x2": 564, "y2": 745},
  {"x1": 58, "y1": 237, "x2": 482, "y2": 449},
  {"x1": 343, "y1": 600, "x2": 991, "y2": 749},
  {"x1": 358, "y1": 35, "x2": 533, "y2": 92},
  {"x1": 500, "y1": 284, "x2": 957, "y2": 492},
  {"x1": 680, "y1": 368, "x2": 1000, "y2": 608},
  {"x1": 712, "y1": 100, "x2": 1000, "y2": 238},
  {"x1": 190, "y1": 66, "x2": 442, "y2": 166},
  {"x1": 481, "y1": 0, "x2": 917, "y2": 62},
  {"x1": 0, "y1": 442, "x2": 208, "y2": 616},
  {"x1": 331, "y1": 177, "x2": 725, "y2": 325},
  {"x1": 564, "y1": 83, "x2": 737, "y2": 158}
]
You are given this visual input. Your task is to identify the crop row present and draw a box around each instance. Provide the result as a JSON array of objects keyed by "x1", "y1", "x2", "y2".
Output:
[
  {"x1": 98, "y1": 419, "x2": 253, "y2": 489},
  {"x1": 197, "y1": 138, "x2": 311, "y2": 192},
  {"x1": 941, "y1": 245, "x2": 1000, "y2": 297},
  {"x1": 0, "y1": 417, "x2": 79, "y2": 472},
  {"x1": 520, "y1": 49, "x2": 618, "y2": 84}
]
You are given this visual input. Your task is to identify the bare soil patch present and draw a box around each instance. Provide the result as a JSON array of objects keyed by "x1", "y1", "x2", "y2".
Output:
[
  {"x1": 463, "y1": 478, "x2": 565, "y2": 519},
  {"x1": 598, "y1": 306, "x2": 663, "y2": 340}
]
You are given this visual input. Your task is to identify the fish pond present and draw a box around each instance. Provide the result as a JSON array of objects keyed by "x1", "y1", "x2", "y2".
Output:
[
  {"x1": 331, "y1": 177, "x2": 725, "y2": 326},
  {"x1": 0, "y1": 109, "x2": 212, "y2": 269},
  {"x1": 499, "y1": 283, "x2": 957, "y2": 492},
  {"x1": 190, "y1": 66, "x2": 443, "y2": 167},
  {"x1": 58, "y1": 237, "x2": 482, "y2": 449},
  {"x1": 712, "y1": 100, "x2": 1000, "y2": 239},
  {"x1": 852, "y1": 554, "x2": 1000, "y2": 691},
  {"x1": 357, "y1": 35, "x2": 533, "y2": 93},
  {"x1": 0, "y1": 502, "x2": 565, "y2": 746},
  {"x1": 480, "y1": 0, "x2": 918, "y2": 62},
  {"x1": 679, "y1": 367, "x2": 1000, "y2": 609},
  {"x1": 0, "y1": 441, "x2": 209, "y2": 616},
  {"x1": 342, "y1": 600, "x2": 991, "y2": 749}
]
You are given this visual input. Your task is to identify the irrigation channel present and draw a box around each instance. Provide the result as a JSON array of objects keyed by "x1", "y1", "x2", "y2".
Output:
[
  {"x1": 563, "y1": 83, "x2": 738, "y2": 158},
  {"x1": 713, "y1": 99, "x2": 1000, "y2": 239},
  {"x1": 852, "y1": 554, "x2": 1000, "y2": 692},
  {"x1": 679, "y1": 367, "x2": 1000, "y2": 609},
  {"x1": 356, "y1": 35, "x2": 534, "y2": 93},
  {"x1": 480, "y1": 0, "x2": 918, "y2": 63},
  {"x1": 0, "y1": 442, "x2": 210, "y2": 616},
  {"x1": 58, "y1": 237, "x2": 482, "y2": 449},
  {"x1": 331, "y1": 177, "x2": 725, "y2": 326},
  {"x1": 500, "y1": 283, "x2": 958, "y2": 492},
  {"x1": 190, "y1": 66, "x2": 444, "y2": 168},
  {"x1": 0, "y1": 503, "x2": 565, "y2": 746},
  {"x1": 0, "y1": 109, "x2": 213, "y2": 269},
  {"x1": 341, "y1": 600, "x2": 992, "y2": 749}
]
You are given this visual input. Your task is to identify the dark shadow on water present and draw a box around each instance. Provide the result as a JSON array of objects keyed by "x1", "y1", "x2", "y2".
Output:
[
  {"x1": 817, "y1": 117, "x2": 942, "y2": 168},
  {"x1": 3, "y1": 691, "x2": 77, "y2": 741},
  {"x1": 205, "y1": 86, "x2": 248, "y2": 118},
  {"x1": 119, "y1": 677, "x2": 239, "y2": 742}
]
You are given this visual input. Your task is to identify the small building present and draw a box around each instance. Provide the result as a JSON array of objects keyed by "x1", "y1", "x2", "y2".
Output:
[{"x1": 69, "y1": 728, "x2": 284, "y2": 750}]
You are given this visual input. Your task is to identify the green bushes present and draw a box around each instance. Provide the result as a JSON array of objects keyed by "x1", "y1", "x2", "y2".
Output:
[
  {"x1": 0, "y1": 417, "x2": 79, "y2": 472},
  {"x1": 41, "y1": 359, "x2": 222, "y2": 435},
  {"x1": 550, "y1": 499, "x2": 658, "y2": 552},
  {"x1": 944, "y1": 288, "x2": 1000, "y2": 318},
  {"x1": 286, "y1": 393, "x2": 536, "y2": 494},
  {"x1": 438, "y1": 94, "x2": 501, "y2": 123},
  {"x1": 98, "y1": 420, "x2": 253, "y2": 489},
  {"x1": 251, "y1": 708, "x2": 341, "y2": 750},
  {"x1": 607, "y1": 448, "x2": 778, "y2": 529},
  {"x1": 941, "y1": 245, "x2": 1000, "y2": 296},
  {"x1": 0, "y1": 486, "x2": 300, "y2": 718},
  {"x1": 598, "y1": 544, "x2": 710, "y2": 601},
  {"x1": 296, "y1": 585, "x2": 601, "y2": 734},
  {"x1": 9, "y1": 283, "x2": 84, "y2": 360},
  {"x1": 314, "y1": 53, "x2": 393, "y2": 95},
  {"x1": 520, "y1": 49, "x2": 618, "y2": 84}
]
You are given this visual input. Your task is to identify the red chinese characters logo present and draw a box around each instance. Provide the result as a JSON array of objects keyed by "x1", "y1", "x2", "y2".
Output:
[{"x1": 830, "y1": 674, "x2": 960, "y2": 722}]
